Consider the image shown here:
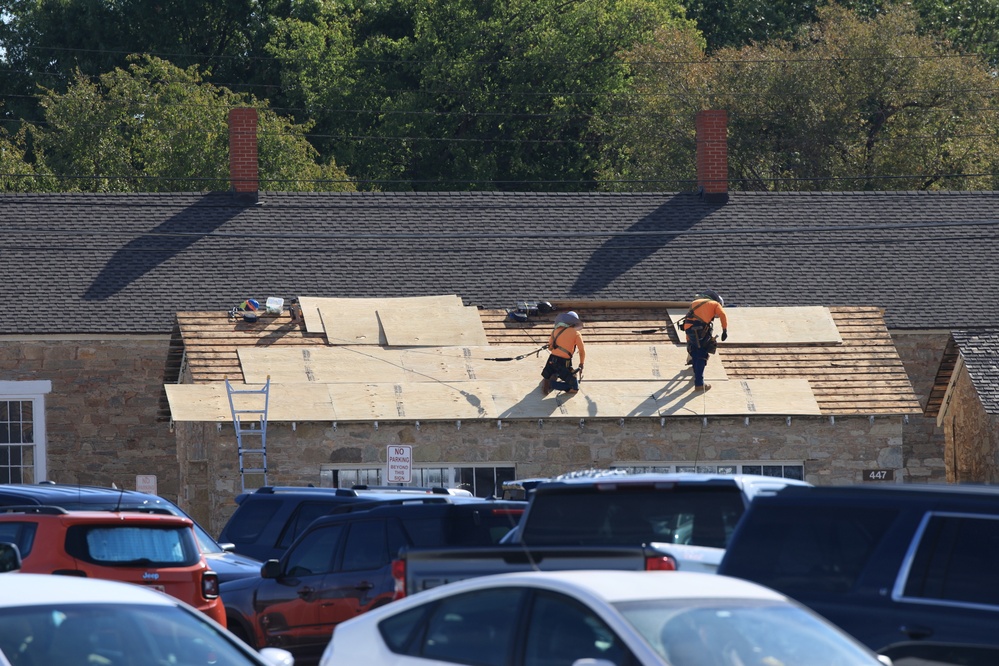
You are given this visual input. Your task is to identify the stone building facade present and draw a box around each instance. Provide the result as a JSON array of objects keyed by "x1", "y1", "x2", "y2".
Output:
[{"x1": 175, "y1": 414, "x2": 908, "y2": 535}]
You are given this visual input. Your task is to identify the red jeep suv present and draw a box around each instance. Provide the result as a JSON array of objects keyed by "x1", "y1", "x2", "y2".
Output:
[{"x1": 0, "y1": 506, "x2": 226, "y2": 626}]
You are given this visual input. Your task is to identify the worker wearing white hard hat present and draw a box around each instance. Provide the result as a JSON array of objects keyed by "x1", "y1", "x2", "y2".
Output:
[{"x1": 541, "y1": 311, "x2": 585, "y2": 396}]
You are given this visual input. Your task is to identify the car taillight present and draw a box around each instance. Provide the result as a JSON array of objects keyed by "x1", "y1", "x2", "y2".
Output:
[
  {"x1": 202, "y1": 571, "x2": 220, "y2": 599},
  {"x1": 391, "y1": 559, "x2": 406, "y2": 600},
  {"x1": 645, "y1": 555, "x2": 678, "y2": 571},
  {"x1": 490, "y1": 509, "x2": 525, "y2": 516}
]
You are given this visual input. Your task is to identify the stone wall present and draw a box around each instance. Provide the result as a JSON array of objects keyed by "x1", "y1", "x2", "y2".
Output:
[
  {"x1": 1, "y1": 330, "x2": 957, "y2": 536},
  {"x1": 891, "y1": 331, "x2": 950, "y2": 481},
  {"x1": 942, "y1": 365, "x2": 999, "y2": 483},
  {"x1": 177, "y1": 414, "x2": 910, "y2": 536},
  {"x1": 0, "y1": 338, "x2": 179, "y2": 498}
]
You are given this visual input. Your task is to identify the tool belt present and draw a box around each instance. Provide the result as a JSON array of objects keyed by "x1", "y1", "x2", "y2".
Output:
[{"x1": 685, "y1": 320, "x2": 716, "y2": 353}]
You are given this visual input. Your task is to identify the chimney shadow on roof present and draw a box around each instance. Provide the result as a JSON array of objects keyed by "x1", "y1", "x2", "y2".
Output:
[
  {"x1": 570, "y1": 193, "x2": 718, "y2": 295},
  {"x1": 83, "y1": 193, "x2": 248, "y2": 300}
]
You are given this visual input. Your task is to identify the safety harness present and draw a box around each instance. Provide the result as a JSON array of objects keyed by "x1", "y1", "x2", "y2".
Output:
[
  {"x1": 549, "y1": 326, "x2": 576, "y2": 358},
  {"x1": 680, "y1": 299, "x2": 717, "y2": 352}
]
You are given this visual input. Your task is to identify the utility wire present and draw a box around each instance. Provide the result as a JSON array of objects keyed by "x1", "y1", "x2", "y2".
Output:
[{"x1": 10, "y1": 43, "x2": 992, "y2": 66}]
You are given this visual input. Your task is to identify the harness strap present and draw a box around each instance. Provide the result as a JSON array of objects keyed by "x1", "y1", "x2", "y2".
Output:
[{"x1": 549, "y1": 327, "x2": 575, "y2": 358}]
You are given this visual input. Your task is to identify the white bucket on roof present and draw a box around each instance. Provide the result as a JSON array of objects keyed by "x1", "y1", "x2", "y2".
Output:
[{"x1": 265, "y1": 296, "x2": 284, "y2": 314}]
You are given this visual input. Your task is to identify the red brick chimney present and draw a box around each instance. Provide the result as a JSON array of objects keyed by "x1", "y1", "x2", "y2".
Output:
[
  {"x1": 695, "y1": 109, "x2": 728, "y2": 203},
  {"x1": 228, "y1": 108, "x2": 258, "y2": 198}
]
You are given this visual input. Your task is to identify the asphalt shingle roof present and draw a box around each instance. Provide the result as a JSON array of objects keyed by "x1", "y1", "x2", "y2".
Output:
[
  {"x1": 4, "y1": 189, "x2": 999, "y2": 334},
  {"x1": 952, "y1": 330, "x2": 999, "y2": 414}
]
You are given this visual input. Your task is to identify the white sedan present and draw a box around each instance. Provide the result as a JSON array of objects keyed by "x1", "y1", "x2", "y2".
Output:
[
  {"x1": 319, "y1": 570, "x2": 890, "y2": 666},
  {"x1": 0, "y1": 573, "x2": 294, "y2": 666}
]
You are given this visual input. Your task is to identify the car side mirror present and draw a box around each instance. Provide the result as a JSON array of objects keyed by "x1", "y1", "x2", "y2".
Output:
[
  {"x1": 0, "y1": 542, "x2": 22, "y2": 572},
  {"x1": 877, "y1": 656, "x2": 893, "y2": 666},
  {"x1": 218, "y1": 542, "x2": 236, "y2": 553},
  {"x1": 261, "y1": 559, "x2": 283, "y2": 579}
]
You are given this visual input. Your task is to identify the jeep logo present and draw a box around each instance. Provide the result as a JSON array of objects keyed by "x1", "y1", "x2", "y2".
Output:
[{"x1": 142, "y1": 572, "x2": 160, "y2": 580}]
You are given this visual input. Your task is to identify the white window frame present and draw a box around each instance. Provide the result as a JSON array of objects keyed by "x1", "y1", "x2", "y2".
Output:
[
  {"x1": 614, "y1": 461, "x2": 805, "y2": 480},
  {"x1": 320, "y1": 463, "x2": 517, "y2": 497},
  {"x1": 0, "y1": 380, "x2": 52, "y2": 482}
]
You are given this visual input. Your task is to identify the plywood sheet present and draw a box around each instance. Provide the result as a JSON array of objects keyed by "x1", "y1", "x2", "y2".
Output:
[
  {"x1": 582, "y1": 345, "x2": 728, "y2": 381},
  {"x1": 168, "y1": 377, "x2": 818, "y2": 422},
  {"x1": 239, "y1": 347, "x2": 411, "y2": 384},
  {"x1": 379, "y1": 304, "x2": 489, "y2": 347},
  {"x1": 239, "y1": 344, "x2": 730, "y2": 386},
  {"x1": 667, "y1": 306, "x2": 842, "y2": 345},
  {"x1": 318, "y1": 300, "x2": 386, "y2": 345},
  {"x1": 645, "y1": 378, "x2": 820, "y2": 417},
  {"x1": 327, "y1": 382, "x2": 496, "y2": 420},
  {"x1": 166, "y1": 383, "x2": 338, "y2": 421},
  {"x1": 297, "y1": 295, "x2": 464, "y2": 339}
]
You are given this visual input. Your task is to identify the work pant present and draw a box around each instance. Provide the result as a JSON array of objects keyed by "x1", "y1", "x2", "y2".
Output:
[
  {"x1": 542, "y1": 354, "x2": 578, "y2": 391},
  {"x1": 685, "y1": 326, "x2": 712, "y2": 387}
]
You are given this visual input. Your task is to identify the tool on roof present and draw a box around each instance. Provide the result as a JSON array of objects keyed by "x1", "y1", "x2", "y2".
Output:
[
  {"x1": 507, "y1": 299, "x2": 554, "y2": 322},
  {"x1": 229, "y1": 298, "x2": 261, "y2": 323}
]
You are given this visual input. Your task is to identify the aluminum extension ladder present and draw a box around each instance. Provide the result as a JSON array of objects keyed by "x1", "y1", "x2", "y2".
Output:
[{"x1": 226, "y1": 375, "x2": 270, "y2": 492}]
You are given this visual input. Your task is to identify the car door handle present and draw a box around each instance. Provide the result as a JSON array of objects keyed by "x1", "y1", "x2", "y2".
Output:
[
  {"x1": 900, "y1": 624, "x2": 933, "y2": 640},
  {"x1": 354, "y1": 581, "x2": 374, "y2": 591},
  {"x1": 297, "y1": 586, "x2": 315, "y2": 599}
]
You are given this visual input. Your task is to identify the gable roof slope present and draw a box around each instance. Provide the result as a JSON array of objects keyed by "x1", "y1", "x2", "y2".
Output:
[{"x1": 3, "y1": 190, "x2": 999, "y2": 334}]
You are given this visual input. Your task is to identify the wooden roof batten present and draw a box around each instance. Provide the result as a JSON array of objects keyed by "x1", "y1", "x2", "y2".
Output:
[{"x1": 172, "y1": 300, "x2": 921, "y2": 419}]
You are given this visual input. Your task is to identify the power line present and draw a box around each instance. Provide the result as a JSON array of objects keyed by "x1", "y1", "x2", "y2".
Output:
[
  {"x1": 0, "y1": 170, "x2": 995, "y2": 190},
  {"x1": 2, "y1": 217, "x2": 998, "y2": 242},
  {"x1": 10, "y1": 43, "x2": 992, "y2": 67}
]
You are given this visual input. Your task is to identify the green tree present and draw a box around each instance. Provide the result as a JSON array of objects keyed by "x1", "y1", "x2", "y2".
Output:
[
  {"x1": 684, "y1": 0, "x2": 999, "y2": 66},
  {"x1": 597, "y1": 5, "x2": 999, "y2": 191},
  {"x1": 0, "y1": 126, "x2": 58, "y2": 192},
  {"x1": 32, "y1": 56, "x2": 353, "y2": 192},
  {"x1": 0, "y1": 0, "x2": 289, "y2": 124},
  {"x1": 268, "y1": 0, "x2": 697, "y2": 191}
]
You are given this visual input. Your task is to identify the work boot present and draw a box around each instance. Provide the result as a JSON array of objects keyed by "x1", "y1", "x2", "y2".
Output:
[
  {"x1": 541, "y1": 378, "x2": 552, "y2": 396},
  {"x1": 694, "y1": 383, "x2": 712, "y2": 392}
]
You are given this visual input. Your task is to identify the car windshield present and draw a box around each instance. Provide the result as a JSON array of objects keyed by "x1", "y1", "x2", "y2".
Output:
[
  {"x1": 616, "y1": 598, "x2": 878, "y2": 666},
  {"x1": 0, "y1": 603, "x2": 258, "y2": 666}
]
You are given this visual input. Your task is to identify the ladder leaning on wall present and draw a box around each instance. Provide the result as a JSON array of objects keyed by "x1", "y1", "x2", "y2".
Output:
[{"x1": 225, "y1": 376, "x2": 270, "y2": 492}]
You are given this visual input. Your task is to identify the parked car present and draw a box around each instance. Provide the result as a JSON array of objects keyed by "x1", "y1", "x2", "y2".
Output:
[
  {"x1": 718, "y1": 483, "x2": 999, "y2": 666},
  {"x1": 0, "y1": 482, "x2": 261, "y2": 582},
  {"x1": 218, "y1": 485, "x2": 480, "y2": 561},
  {"x1": 222, "y1": 496, "x2": 525, "y2": 665},
  {"x1": 318, "y1": 569, "x2": 890, "y2": 666},
  {"x1": 503, "y1": 471, "x2": 811, "y2": 571},
  {"x1": 0, "y1": 505, "x2": 227, "y2": 626},
  {"x1": 0, "y1": 573, "x2": 293, "y2": 666}
]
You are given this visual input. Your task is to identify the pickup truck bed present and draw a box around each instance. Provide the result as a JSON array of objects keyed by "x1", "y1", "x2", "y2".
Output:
[{"x1": 398, "y1": 544, "x2": 674, "y2": 595}]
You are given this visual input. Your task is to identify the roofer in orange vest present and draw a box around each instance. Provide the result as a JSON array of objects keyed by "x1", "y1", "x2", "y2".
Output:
[
  {"x1": 683, "y1": 290, "x2": 728, "y2": 392},
  {"x1": 541, "y1": 311, "x2": 585, "y2": 396}
]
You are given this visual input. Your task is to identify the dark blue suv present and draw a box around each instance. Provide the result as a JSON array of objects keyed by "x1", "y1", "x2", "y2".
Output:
[
  {"x1": 0, "y1": 483, "x2": 261, "y2": 582},
  {"x1": 218, "y1": 485, "x2": 477, "y2": 561},
  {"x1": 719, "y1": 484, "x2": 999, "y2": 666}
]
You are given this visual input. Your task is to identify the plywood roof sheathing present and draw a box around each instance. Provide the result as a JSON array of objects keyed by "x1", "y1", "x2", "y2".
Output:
[
  {"x1": 667, "y1": 306, "x2": 843, "y2": 346},
  {"x1": 378, "y1": 304, "x2": 489, "y2": 347}
]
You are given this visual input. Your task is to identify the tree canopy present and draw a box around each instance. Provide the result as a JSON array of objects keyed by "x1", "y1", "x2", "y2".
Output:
[
  {"x1": 1, "y1": 1, "x2": 998, "y2": 192},
  {"x1": 28, "y1": 56, "x2": 353, "y2": 192},
  {"x1": 596, "y1": 5, "x2": 999, "y2": 191}
]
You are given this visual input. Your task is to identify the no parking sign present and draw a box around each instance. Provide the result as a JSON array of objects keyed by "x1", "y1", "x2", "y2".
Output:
[{"x1": 386, "y1": 445, "x2": 412, "y2": 483}]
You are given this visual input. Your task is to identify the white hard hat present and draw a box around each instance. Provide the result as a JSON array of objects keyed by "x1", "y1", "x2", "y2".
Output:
[{"x1": 556, "y1": 311, "x2": 581, "y2": 326}]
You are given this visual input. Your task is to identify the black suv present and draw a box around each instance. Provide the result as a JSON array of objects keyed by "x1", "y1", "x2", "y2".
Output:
[
  {"x1": 0, "y1": 483, "x2": 261, "y2": 582},
  {"x1": 718, "y1": 484, "x2": 999, "y2": 666},
  {"x1": 218, "y1": 485, "x2": 474, "y2": 561},
  {"x1": 220, "y1": 496, "x2": 525, "y2": 665}
]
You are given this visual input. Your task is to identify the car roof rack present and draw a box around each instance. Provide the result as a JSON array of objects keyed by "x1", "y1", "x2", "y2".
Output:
[{"x1": 0, "y1": 505, "x2": 68, "y2": 515}]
